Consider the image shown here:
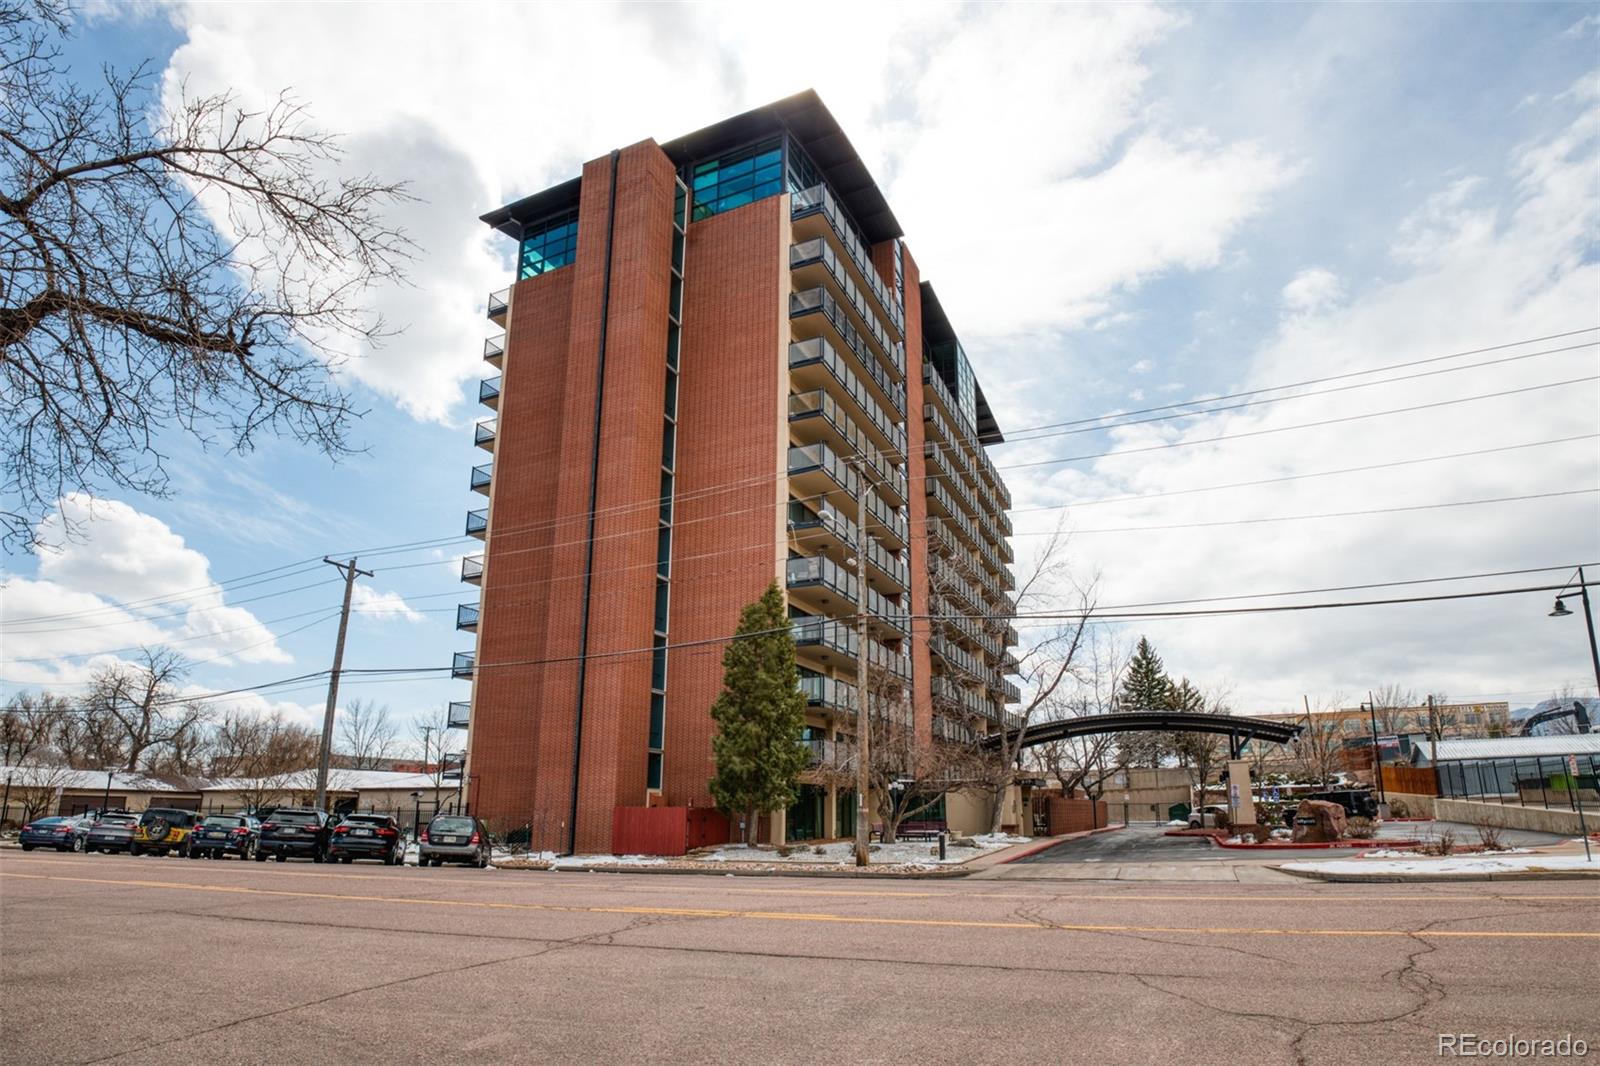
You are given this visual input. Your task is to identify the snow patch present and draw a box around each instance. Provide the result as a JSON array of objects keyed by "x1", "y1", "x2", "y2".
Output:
[{"x1": 1284, "y1": 853, "x2": 1597, "y2": 876}]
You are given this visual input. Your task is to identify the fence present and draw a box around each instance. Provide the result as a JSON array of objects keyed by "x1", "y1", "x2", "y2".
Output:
[
  {"x1": 1435, "y1": 754, "x2": 1599, "y2": 813},
  {"x1": 1380, "y1": 765, "x2": 1440, "y2": 797}
]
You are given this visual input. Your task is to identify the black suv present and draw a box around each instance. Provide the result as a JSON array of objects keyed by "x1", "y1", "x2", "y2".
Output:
[
  {"x1": 1278, "y1": 789, "x2": 1380, "y2": 825},
  {"x1": 328, "y1": 813, "x2": 406, "y2": 865},
  {"x1": 190, "y1": 814, "x2": 260, "y2": 859},
  {"x1": 254, "y1": 808, "x2": 332, "y2": 862}
]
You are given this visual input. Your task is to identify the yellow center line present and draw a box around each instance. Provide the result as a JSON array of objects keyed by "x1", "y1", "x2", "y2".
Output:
[
  {"x1": 4, "y1": 871, "x2": 1597, "y2": 939},
  {"x1": 5, "y1": 857, "x2": 1597, "y2": 903}
]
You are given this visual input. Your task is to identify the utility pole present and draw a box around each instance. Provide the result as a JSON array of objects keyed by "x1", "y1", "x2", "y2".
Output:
[
  {"x1": 852, "y1": 458, "x2": 872, "y2": 868},
  {"x1": 1366, "y1": 690, "x2": 1385, "y2": 805},
  {"x1": 420, "y1": 724, "x2": 440, "y2": 819},
  {"x1": 314, "y1": 557, "x2": 372, "y2": 814},
  {"x1": 1428, "y1": 694, "x2": 1439, "y2": 769}
]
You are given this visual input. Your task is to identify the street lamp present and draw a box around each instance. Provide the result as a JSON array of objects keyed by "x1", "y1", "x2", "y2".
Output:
[
  {"x1": 101, "y1": 768, "x2": 115, "y2": 814},
  {"x1": 1548, "y1": 565, "x2": 1600, "y2": 699},
  {"x1": 409, "y1": 791, "x2": 422, "y2": 843}
]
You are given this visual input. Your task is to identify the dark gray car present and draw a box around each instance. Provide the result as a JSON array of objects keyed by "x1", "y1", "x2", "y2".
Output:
[
  {"x1": 85, "y1": 811, "x2": 138, "y2": 853},
  {"x1": 417, "y1": 814, "x2": 490, "y2": 868}
]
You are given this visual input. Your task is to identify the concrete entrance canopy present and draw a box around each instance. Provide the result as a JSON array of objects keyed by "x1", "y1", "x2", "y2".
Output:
[{"x1": 982, "y1": 712, "x2": 1304, "y2": 759}]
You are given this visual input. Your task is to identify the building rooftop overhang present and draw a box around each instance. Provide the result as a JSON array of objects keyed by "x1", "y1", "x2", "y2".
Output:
[
  {"x1": 481, "y1": 90, "x2": 903, "y2": 245},
  {"x1": 920, "y1": 282, "x2": 1004, "y2": 444}
]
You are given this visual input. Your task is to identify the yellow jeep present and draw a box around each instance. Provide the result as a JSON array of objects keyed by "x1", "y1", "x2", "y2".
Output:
[{"x1": 130, "y1": 807, "x2": 201, "y2": 857}]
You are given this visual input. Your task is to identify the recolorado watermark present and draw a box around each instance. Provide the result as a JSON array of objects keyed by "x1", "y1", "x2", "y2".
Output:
[{"x1": 1439, "y1": 1034, "x2": 1589, "y2": 1058}]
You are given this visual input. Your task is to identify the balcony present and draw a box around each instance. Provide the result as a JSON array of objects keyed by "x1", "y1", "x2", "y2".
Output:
[
  {"x1": 932, "y1": 635, "x2": 984, "y2": 682},
  {"x1": 787, "y1": 499, "x2": 858, "y2": 556},
  {"x1": 864, "y1": 586, "x2": 909, "y2": 639},
  {"x1": 790, "y1": 287, "x2": 902, "y2": 417},
  {"x1": 800, "y1": 674, "x2": 857, "y2": 716},
  {"x1": 441, "y1": 751, "x2": 465, "y2": 781},
  {"x1": 790, "y1": 239, "x2": 903, "y2": 374},
  {"x1": 930, "y1": 675, "x2": 996, "y2": 722},
  {"x1": 788, "y1": 338, "x2": 906, "y2": 454},
  {"x1": 460, "y1": 554, "x2": 484, "y2": 585},
  {"x1": 865, "y1": 638, "x2": 913, "y2": 682},
  {"x1": 790, "y1": 183, "x2": 905, "y2": 334},
  {"x1": 483, "y1": 335, "x2": 504, "y2": 368},
  {"x1": 787, "y1": 441, "x2": 859, "y2": 517},
  {"x1": 785, "y1": 555, "x2": 858, "y2": 614},
  {"x1": 862, "y1": 536, "x2": 908, "y2": 594},
  {"x1": 465, "y1": 508, "x2": 488, "y2": 539},
  {"x1": 863, "y1": 488, "x2": 908, "y2": 550},
  {"x1": 455, "y1": 603, "x2": 479, "y2": 632},
  {"x1": 793, "y1": 617, "x2": 858, "y2": 663},
  {"x1": 474, "y1": 418, "x2": 496, "y2": 453},
  {"x1": 447, "y1": 701, "x2": 471, "y2": 729},
  {"x1": 1005, "y1": 624, "x2": 1019, "y2": 647},
  {"x1": 1002, "y1": 650, "x2": 1022, "y2": 675},
  {"x1": 470, "y1": 462, "x2": 493, "y2": 496},
  {"x1": 789, "y1": 390, "x2": 906, "y2": 507},
  {"x1": 479, "y1": 376, "x2": 500, "y2": 411},
  {"x1": 933, "y1": 714, "x2": 976, "y2": 744},
  {"x1": 451, "y1": 651, "x2": 475, "y2": 680},
  {"x1": 486, "y1": 287, "x2": 509, "y2": 324},
  {"x1": 1003, "y1": 679, "x2": 1023, "y2": 705}
]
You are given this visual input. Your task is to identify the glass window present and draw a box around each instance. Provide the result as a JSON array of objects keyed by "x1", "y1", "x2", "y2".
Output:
[
  {"x1": 518, "y1": 210, "x2": 579, "y2": 279},
  {"x1": 663, "y1": 370, "x2": 678, "y2": 421},
  {"x1": 688, "y1": 137, "x2": 785, "y2": 222},
  {"x1": 651, "y1": 636, "x2": 668, "y2": 690},
  {"x1": 647, "y1": 752, "x2": 663, "y2": 790},
  {"x1": 654, "y1": 579, "x2": 670, "y2": 635},
  {"x1": 660, "y1": 421, "x2": 675, "y2": 471},
  {"x1": 649, "y1": 692, "x2": 665, "y2": 748}
]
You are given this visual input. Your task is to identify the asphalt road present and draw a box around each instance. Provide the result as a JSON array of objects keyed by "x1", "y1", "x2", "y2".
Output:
[
  {"x1": 1015, "y1": 822, "x2": 1573, "y2": 866},
  {"x1": 2, "y1": 848, "x2": 1597, "y2": 1065}
]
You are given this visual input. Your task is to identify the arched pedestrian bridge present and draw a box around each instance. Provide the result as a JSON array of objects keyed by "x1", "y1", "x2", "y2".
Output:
[{"x1": 980, "y1": 711, "x2": 1304, "y2": 759}]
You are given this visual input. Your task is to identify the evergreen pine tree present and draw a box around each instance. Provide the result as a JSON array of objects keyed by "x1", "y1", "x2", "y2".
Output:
[
  {"x1": 1117, "y1": 636, "x2": 1174, "y2": 767},
  {"x1": 708, "y1": 581, "x2": 810, "y2": 843}
]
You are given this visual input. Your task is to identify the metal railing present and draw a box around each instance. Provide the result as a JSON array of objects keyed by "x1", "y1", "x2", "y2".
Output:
[
  {"x1": 788, "y1": 442, "x2": 860, "y2": 498},
  {"x1": 460, "y1": 555, "x2": 484, "y2": 583},
  {"x1": 465, "y1": 509, "x2": 488, "y2": 538},
  {"x1": 470, "y1": 463, "x2": 492, "y2": 494},
  {"x1": 790, "y1": 287, "x2": 903, "y2": 405},
  {"x1": 451, "y1": 652, "x2": 474, "y2": 680},
  {"x1": 785, "y1": 555, "x2": 859, "y2": 605},
  {"x1": 486, "y1": 288, "x2": 509, "y2": 321},
  {"x1": 788, "y1": 390, "x2": 906, "y2": 503},
  {"x1": 790, "y1": 183, "x2": 905, "y2": 332},
  {"x1": 447, "y1": 701, "x2": 471, "y2": 728},
  {"x1": 789, "y1": 338, "x2": 906, "y2": 449},
  {"x1": 474, "y1": 419, "x2": 497, "y2": 449},
  {"x1": 790, "y1": 239, "x2": 903, "y2": 374},
  {"x1": 479, "y1": 377, "x2": 500, "y2": 409},
  {"x1": 455, "y1": 603, "x2": 479, "y2": 631},
  {"x1": 800, "y1": 675, "x2": 857, "y2": 715}
]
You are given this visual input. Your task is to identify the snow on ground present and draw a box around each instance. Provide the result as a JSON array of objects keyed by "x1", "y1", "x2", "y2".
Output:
[
  {"x1": 550, "y1": 854, "x2": 668, "y2": 868},
  {"x1": 698, "y1": 837, "x2": 1015, "y2": 867},
  {"x1": 1166, "y1": 819, "x2": 1189, "y2": 827},
  {"x1": 1283, "y1": 853, "x2": 1598, "y2": 876}
]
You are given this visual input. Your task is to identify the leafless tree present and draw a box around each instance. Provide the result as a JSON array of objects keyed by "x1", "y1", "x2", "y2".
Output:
[
  {"x1": 0, "y1": 690, "x2": 63, "y2": 764},
  {"x1": 207, "y1": 709, "x2": 318, "y2": 808},
  {"x1": 411, "y1": 705, "x2": 460, "y2": 811},
  {"x1": 49, "y1": 700, "x2": 121, "y2": 769},
  {"x1": 1370, "y1": 683, "x2": 1417, "y2": 735},
  {"x1": 1292, "y1": 696, "x2": 1346, "y2": 785},
  {"x1": 82, "y1": 647, "x2": 209, "y2": 770},
  {"x1": 816, "y1": 707, "x2": 974, "y2": 845},
  {"x1": 11, "y1": 759, "x2": 73, "y2": 822},
  {"x1": 336, "y1": 698, "x2": 397, "y2": 769},
  {"x1": 1168, "y1": 683, "x2": 1229, "y2": 807},
  {"x1": 0, "y1": 2, "x2": 411, "y2": 548},
  {"x1": 1032, "y1": 630, "x2": 1127, "y2": 800}
]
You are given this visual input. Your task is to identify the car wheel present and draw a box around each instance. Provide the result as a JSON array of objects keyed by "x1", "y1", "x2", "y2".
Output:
[
  {"x1": 128, "y1": 843, "x2": 141, "y2": 856},
  {"x1": 189, "y1": 848, "x2": 201, "y2": 859},
  {"x1": 254, "y1": 850, "x2": 267, "y2": 862},
  {"x1": 476, "y1": 853, "x2": 489, "y2": 869},
  {"x1": 312, "y1": 850, "x2": 325, "y2": 864},
  {"x1": 73, "y1": 835, "x2": 86, "y2": 853},
  {"x1": 275, "y1": 853, "x2": 287, "y2": 863},
  {"x1": 20, "y1": 843, "x2": 33, "y2": 852},
  {"x1": 340, "y1": 855, "x2": 352, "y2": 864}
]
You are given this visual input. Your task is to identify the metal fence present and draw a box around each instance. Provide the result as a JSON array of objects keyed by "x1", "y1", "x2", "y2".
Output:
[{"x1": 1436, "y1": 754, "x2": 1600, "y2": 813}]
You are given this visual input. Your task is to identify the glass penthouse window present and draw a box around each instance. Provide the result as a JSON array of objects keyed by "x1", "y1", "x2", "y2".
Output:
[
  {"x1": 690, "y1": 137, "x2": 782, "y2": 221},
  {"x1": 518, "y1": 209, "x2": 579, "y2": 279}
]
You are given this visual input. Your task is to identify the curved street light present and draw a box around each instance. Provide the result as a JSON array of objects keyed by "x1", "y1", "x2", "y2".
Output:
[{"x1": 1547, "y1": 565, "x2": 1600, "y2": 700}]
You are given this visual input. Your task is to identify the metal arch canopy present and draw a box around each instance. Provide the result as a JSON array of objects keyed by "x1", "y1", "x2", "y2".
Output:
[{"x1": 981, "y1": 712, "x2": 1305, "y2": 753}]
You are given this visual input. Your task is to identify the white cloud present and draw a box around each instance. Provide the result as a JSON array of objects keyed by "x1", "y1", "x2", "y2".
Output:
[
  {"x1": 1129, "y1": 359, "x2": 1155, "y2": 375},
  {"x1": 154, "y1": 1, "x2": 1290, "y2": 418},
  {"x1": 1, "y1": 496, "x2": 292, "y2": 684},
  {"x1": 351, "y1": 583, "x2": 425, "y2": 624},
  {"x1": 1281, "y1": 267, "x2": 1343, "y2": 315},
  {"x1": 1008, "y1": 92, "x2": 1600, "y2": 709}
]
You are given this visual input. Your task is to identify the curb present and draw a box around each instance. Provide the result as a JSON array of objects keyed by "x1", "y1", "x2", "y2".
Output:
[
  {"x1": 518, "y1": 863, "x2": 975, "y2": 880},
  {"x1": 1209, "y1": 837, "x2": 1426, "y2": 851}
]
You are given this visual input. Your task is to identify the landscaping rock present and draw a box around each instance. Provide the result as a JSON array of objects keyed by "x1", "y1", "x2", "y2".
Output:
[
  {"x1": 1292, "y1": 800, "x2": 1347, "y2": 843},
  {"x1": 952, "y1": 836, "x2": 977, "y2": 848}
]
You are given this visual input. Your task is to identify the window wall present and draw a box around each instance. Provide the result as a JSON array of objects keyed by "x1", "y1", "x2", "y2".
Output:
[{"x1": 518, "y1": 210, "x2": 579, "y2": 279}]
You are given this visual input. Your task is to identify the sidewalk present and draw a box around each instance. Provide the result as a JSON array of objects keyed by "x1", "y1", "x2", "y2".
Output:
[{"x1": 1278, "y1": 841, "x2": 1600, "y2": 882}]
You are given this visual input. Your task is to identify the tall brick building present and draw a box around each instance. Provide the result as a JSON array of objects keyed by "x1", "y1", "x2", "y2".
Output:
[{"x1": 452, "y1": 92, "x2": 1019, "y2": 853}]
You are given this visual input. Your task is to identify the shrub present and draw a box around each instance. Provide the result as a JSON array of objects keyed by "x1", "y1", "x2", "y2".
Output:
[
  {"x1": 1475, "y1": 824, "x2": 1506, "y2": 852},
  {"x1": 1422, "y1": 828, "x2": 1457, "y2": 856},
  {"x1": 1345, "y1": 817, "x2": 1377, "y2": 840},
  {"x1": 1387, "y1": 798, "x2": 1410, "y2": 819}
]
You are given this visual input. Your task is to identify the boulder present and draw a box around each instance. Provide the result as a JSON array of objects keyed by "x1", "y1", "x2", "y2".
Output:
[{"x1": 1291, "y1": 800, "x2": 1347, "y2": 843}]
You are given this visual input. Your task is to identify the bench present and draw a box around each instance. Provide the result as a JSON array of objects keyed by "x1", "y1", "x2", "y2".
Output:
[{"x1": 884, "y1": 819, "x2": 948, "y2": 841}]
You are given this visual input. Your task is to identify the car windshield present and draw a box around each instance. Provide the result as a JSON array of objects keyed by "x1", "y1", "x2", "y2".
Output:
[
  {"x1": 430, "y1": 817, "x2": 474, "y2": 834},
  {"x1": 273, "y1": 811, "x2": 320, "y2": 824},
  {"x1": 203, "y1": 816, "x2": 241, "y2": 827},
  {"x1": 141, "y1": 810, "x2": 188, "y2": 823},
  {"x1": 31, "y1": 817, "x2": 64, "y2": 825},
  {"x1": 343, "y1": 815, "x2": 389, "y2": 826},
  {"x1": 100, "y1": 817, "x2": 135, "y2": 825}
]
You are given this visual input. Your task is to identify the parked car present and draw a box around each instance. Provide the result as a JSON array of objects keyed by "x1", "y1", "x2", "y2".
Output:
[
  {"x1": 416, "y1": 814, "x2": 491, "y2": 868},
  {"x1": 328, "y1": 813, "x2": 406, "y2": 865},
  {"x1": 86, "y1": 810, "x2": 140, "y2": 853},
  {"x1": 1277, "y1": 789, "x2": 1380, "y2": 825},
  {"x1": 1186, "y1": 805, "x2": 1230, "y2": 829},
  {"x1": 131, "y1": 808, "x2": 201, "y2": 857},
  {"x1": 189, "y1": 814, "x2": 260, "y2": 860},
  {"x1": 18, "y1": 815, "x2": 91, "y2": 852},
  {"x1": 255, "y1": 808, "x2": 332, "y2": 862}
]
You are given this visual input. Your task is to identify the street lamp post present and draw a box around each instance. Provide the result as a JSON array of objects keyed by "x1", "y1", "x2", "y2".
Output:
[
  {"x1": 1549, "y1": 565, "x2": 1600, "y2": 699},
  {"x1": 410, "y1": 791, "x2": 422, "y2": 843},
  {"x1": 101, "y1": 768, "x2": 115, "y2": 813},
  {"x1": 1363, "y1": 694, "x2": 1385, "y2": 806}
]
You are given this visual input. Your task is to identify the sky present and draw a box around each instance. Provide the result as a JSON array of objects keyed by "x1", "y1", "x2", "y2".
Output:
[{"x1": 2, "y1": 1, "x2": 1598, "y2": 743}]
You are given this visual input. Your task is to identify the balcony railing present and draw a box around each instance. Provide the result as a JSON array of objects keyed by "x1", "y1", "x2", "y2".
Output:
[
  {"x1": 933, "y1": 714, "x2": 977, "y2": 744},
  {"x1": 788, "y1": 390, "x2": 906, "y2": 505},
  {"x1": 863, "y1": 487, "x2": 908, "y2": 547},
  {"x1": 447, "y1": 701, "x2": 471, "y2": 729},
  {"x1": 470, "y1": 462, "x2": 493, "y2": 495},
  {"x1": 790, "y1": 239, "x2": 903, "y2": 373},
  {"x1": 930, "y1": 674, "x2": 997, "y2": 722},
  {"x1": 451, "y1": 651, "x2": 475, "y2": 680},
  {"x1": 793, "y1": 617, "x2": 858, "y2": 658},
  {"x1": 800, "y1": 675, "x2": 857, "y2": 715},
  {"x1": 785, "y1": 555, "x2": 859, "y2": 605},
  {"x1": 787, "y1": 441, "x2": 859, "y2": 498},
  {"x1": 788, "y1": 338, "x2": 906, "y2": 450},
  {"x1": 461, "y1": 554, "x2": 484, "y2": 584},
  {"x1": 482, "y1": 335, "x2": 504, "y2": 367},
  {"x1": 455, "y1": 603, "x2": 479, "y2": 631},
  {"x1": 786, "y1": 500, "x2": 858, "y2": 552},
  {"x1": 866, "y1": 639, "x2": 912, "y2": 682},
  {"x1": 790, "y1": 287, "x2": 902, "y2": 409},
  {"x1": 486, "y1": 287, "x2": 509, "y2": 322},
  {"x1": 864, "y1": 586, "x2": 908, "y2": 637},
  {"x1": 1002, "y1": 679, "x2": 1022, "y2": 705},
  {"x1": 441, "y1": 752, "x2": 465, "y2": 781},
  {"x1": 479, "y1": 376, "x2": 500, "y2": 411},
  {"x1": 474, "y1": 418, "x2": 496, "y2": 451},
  {"x1": 863, "y1": 536, "x2": 908, "y2": 592},
  {"x1": 465, "y1": 509, "x2": 488, "y2": 539},
  {"x1": 790, "y1": 184, "x2": 905, "y2": 333}
]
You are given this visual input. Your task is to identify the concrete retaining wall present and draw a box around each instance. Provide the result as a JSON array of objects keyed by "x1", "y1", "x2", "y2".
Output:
[
  {"x1": 1432, "y1": 797, "x2": 1589, "y2": 836},
  {"x1": 1386, "y1": 792, "x2": 1436, "y2": 818}
]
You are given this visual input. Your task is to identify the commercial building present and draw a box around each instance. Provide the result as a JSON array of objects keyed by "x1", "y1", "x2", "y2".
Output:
[{"x1": 453, "y1": 91, "x2": 1019, "y2": 853}]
